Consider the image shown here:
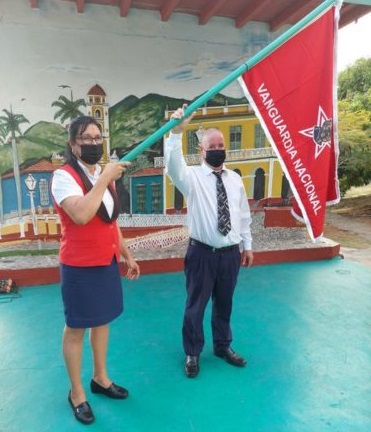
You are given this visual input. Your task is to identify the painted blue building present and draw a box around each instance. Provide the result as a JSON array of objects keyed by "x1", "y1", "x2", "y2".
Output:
[
  {"x1": 129, "y1": 167, "x2": 164, "y2": 214},
  {"x1": 1, "y1": 159, "x2": 54, "y2": 219}
]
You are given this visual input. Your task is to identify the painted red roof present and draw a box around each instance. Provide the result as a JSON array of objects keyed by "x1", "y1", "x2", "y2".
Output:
[
  {"x1": 87, "y1": 84, "x2": 106, "y2": 96},
  {"x1": 2, "y1": 159, "x2": 54, "y2": 179},
  {"x1": 129, "y1": 167, "x2": 163, "y2": 177}
]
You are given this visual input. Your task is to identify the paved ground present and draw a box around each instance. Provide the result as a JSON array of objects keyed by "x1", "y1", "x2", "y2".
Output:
[{"x1": 324, "y1": 211, "x2": 371, "y2": 268}]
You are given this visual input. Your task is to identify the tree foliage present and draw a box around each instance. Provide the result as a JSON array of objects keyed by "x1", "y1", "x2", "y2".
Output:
[
  {"x1": 338, "y1": 58, "x2": 371, "y2": 102},
  {"x1": 0, "y1": 124, "x2": 7, "y2": 144},
  {"x1": 337, "y1": 58, "x2": 371, "y2": 195}
]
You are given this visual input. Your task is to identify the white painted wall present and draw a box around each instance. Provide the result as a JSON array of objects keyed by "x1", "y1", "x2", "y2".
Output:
[{"x1": 0, "y1": 0, "x2": 282, "y2": 127}]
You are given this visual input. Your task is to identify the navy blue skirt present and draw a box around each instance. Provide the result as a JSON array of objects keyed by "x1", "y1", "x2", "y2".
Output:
[{"x1": 60, "y1": 257, "x2": 123, "y2": 328}]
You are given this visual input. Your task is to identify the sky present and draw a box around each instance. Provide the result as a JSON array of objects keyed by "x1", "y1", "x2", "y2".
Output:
[{"x1": 337, "y1": 11, "x2": 371, "y2": 71}]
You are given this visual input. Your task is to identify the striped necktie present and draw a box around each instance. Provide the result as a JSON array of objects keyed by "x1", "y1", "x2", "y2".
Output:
[{"x1": 213, "y1": 171, "x2": 231, "y2": 236}]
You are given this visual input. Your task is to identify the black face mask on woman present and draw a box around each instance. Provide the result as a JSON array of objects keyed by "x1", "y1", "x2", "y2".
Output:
[
  {"x1": 205, "y1": 149, "x2": 226, "y2": 168},
  {"x1": 79, "y1": 144, "x2": 104, "y2": 165}
]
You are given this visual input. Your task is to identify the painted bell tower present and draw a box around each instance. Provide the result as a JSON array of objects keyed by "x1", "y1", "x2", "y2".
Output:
[{"x1": 86, "y1": 84, "x2": 110, "y2": 163}]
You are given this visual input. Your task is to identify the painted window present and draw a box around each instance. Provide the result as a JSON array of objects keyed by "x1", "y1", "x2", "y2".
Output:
[
  {"x1": 136, "y1": 184, "x2": 146, "y2": 212},
  {"x1": 230, "y1": 125, "x2": 242, "y2": 150},
  {"x1": 187, "y1": 130, "x2": 199, "y2": 155},
  {"x1": 254, "y1": 124, "x2": 266, "y2": 148},
  {"x1": 174, "y1": 187, "x2": 183, "y2": 211},
  {"x1": 151, "y1": 183, "x2": 161, "y2": 213},
  {"x1": 281, "y1": 174, "x2": 292, "y2": 201},
  {"x1": 254, "y1": 168, "x2": 265, "y2": 200},
  {"x1": 39, "y1": 179, "x2": 49, "y2": 206}
]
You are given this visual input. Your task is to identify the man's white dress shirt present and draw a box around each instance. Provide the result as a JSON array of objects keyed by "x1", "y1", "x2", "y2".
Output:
[{"x1": 165, "y1": 132, "x2": 252, "y2": 250}]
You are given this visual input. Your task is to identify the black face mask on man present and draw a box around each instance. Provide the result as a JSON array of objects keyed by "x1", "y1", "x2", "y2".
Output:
[
  {"x1": 79, "y1": 144, "x2": 104, "y2": 165},
  {"x1": 205, "y1": 149, "x2": 226, "y2": 168}
]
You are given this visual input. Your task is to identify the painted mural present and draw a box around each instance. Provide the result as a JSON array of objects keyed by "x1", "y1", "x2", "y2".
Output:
[{"x1": 0, "y1": 0, "x2": 289, "y2": 236}]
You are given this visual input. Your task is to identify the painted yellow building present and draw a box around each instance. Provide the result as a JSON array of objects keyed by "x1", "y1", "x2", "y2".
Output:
[
  {"x1": 157, "y1": 103, "x2": 290, "y2": 213},
  {"x1": 86, "y1": 84, "x2": 111, "y2": 163}
]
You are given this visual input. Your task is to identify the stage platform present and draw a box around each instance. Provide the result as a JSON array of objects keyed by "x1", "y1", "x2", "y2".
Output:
[{"x1": 0, "y1": 260, "x2": 370, "y2": 431}]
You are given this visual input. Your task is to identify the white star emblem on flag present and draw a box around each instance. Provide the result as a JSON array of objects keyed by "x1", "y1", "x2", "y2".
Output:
[{"x1": 299, "y1": 106, "x2": 333, "y2": 159}]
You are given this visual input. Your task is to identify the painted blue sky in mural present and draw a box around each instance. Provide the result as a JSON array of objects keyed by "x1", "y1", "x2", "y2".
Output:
[
  {"x1": 0, "y1": 0, "x2": 255, "y2": 127},
  {"x1": 165, "y1": 55, "x2": 249, "y2": 82}
]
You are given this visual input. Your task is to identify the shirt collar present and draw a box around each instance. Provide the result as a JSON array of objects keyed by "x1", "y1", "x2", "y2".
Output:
[
  {"x1": 201, "y1": 162, "x2": 227, "y2": 176},
  {"x1": 77, "y1": 159, "x2": 101, "y2": 178}
]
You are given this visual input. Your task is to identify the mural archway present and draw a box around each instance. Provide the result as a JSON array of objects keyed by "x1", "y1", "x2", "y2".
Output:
[{"x1": 253, "y1": 168, "x2": 265, "y2": 200}]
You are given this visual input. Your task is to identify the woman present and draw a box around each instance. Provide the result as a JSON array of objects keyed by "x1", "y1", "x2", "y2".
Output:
[{"x1": 51, "y1": 116, "x2": 140, "y2": 425}]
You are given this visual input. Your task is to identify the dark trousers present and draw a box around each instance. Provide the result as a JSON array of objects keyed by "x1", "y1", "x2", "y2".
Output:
[{"x1": 182, "y1": 243, "x2": 241, "y2": 356}]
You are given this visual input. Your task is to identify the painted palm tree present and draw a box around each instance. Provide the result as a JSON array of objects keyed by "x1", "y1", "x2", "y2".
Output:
[
  {"x1": 0, "y1": 125, "x2": 4, "y2": 223},
  {"x1": 0, "y1": 124, "x2": 6, "y2": 223},
  {"x1": 0, "y1": 124, "x2": 7, "y2": 144},
  {"x1": 0, "y1": 108, "x2": 30, "y2": 217},
  {"x1": 51, "y1": 93, "x2": 86, "y2": 125}
]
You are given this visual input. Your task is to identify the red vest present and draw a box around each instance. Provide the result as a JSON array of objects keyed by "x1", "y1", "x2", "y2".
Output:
[{"x1": 53, "y1": 165, "x2": 121, "y2": 267}]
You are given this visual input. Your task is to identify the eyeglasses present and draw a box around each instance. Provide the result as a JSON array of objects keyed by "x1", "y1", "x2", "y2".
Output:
[{"x1": 76, "y1": 135, "x2": 104, "y2": 145}]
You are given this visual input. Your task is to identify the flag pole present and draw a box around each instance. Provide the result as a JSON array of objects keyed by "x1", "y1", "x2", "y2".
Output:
[{"x1": 120, "y1": 0, "x2": 338, "y2": 162}]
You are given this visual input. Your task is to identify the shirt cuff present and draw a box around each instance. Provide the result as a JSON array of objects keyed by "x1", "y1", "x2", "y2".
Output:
[{"x1": 242, "y1": 240, "x2": 252, "y2": 251}]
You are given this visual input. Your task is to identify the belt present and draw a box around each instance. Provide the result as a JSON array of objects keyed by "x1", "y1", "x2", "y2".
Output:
[{"x1": 189, "y1": 238, "x2": 239, "y2": 253}]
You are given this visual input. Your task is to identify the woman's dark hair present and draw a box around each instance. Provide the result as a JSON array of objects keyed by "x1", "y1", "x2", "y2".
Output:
[{"x1": 65, "y1": 116, "x2": 100, "y2": 162}]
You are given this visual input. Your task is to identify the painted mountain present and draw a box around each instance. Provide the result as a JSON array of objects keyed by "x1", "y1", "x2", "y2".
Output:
[
  {"x1": 110, "y1": 92, "x2": 247, "y2": 159},
  {"x1": 0, "y1": 122, "x2": 67, "y2": 174},
  {"x1": 0, "y1": 92, "x2": 247, "y2": 173}
]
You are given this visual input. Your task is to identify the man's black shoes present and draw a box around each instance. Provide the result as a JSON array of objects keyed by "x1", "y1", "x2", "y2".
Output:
[
  {"x1": 184, "y1": 348, "x2": 245, "y2": 377},
  {"x1": 214, "y1": 347, "x2": 247, "y2": 367},
  {"x1": 185, "y1": 355, "x2": 199, "y2": 378}
]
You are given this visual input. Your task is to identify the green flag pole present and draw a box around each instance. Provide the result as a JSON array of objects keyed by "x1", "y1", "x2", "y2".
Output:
[{"x1": 121, "y1": 0, "x2": 338, "y2": 162}]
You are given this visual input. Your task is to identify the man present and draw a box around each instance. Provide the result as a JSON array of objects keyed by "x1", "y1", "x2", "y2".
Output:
[{"x1": 165, "y1": 105, "x2": 253, "y2": 378}]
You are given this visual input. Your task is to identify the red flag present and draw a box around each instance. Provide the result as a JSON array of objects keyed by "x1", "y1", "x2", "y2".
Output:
[{"x1": 238, "y1": 5, "x2": 340, "y2": 241}]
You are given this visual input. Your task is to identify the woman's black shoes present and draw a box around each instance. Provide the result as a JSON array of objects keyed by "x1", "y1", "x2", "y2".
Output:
[
  {"x1": 67, "y1": 381, "x2": 128, "y2": 424},
  {"x1": 90, "y1": 379, "x2": 129, "y2": 399},
  {"x1": 68, "y1": 391, "x2": 95, "y2": 425}
]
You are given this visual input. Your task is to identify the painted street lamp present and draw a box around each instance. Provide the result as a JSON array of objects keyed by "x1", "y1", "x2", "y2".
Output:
[
  {"x1": 58, "y1": 84, "x2": 73, "y2": 100},
  {"x1": 24, "y1": 173, "x2": 38, "y2": 236}
]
